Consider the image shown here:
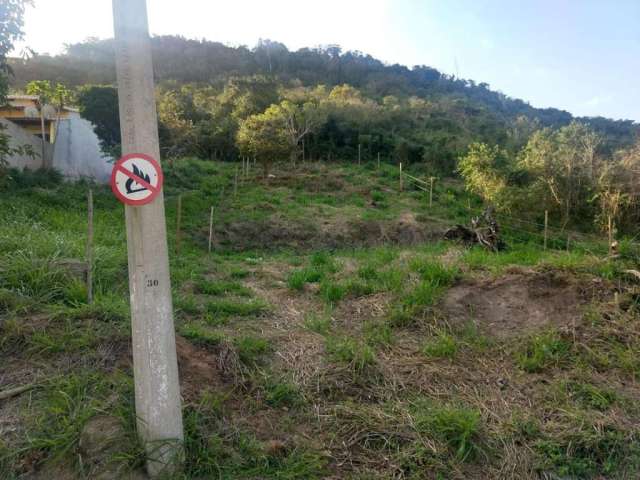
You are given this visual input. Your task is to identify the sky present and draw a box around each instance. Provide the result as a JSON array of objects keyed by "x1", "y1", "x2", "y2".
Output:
[{"x1": 12, "y1": 0, "x2": 640, "y2": 121}]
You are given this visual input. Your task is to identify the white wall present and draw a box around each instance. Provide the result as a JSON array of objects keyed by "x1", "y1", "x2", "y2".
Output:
[
  {"x1": 0, "y1": 118, "x2": 51, "y2": 170},
  {"x1": 52, "y1": 111, "x2": 113, "y2": 183}
]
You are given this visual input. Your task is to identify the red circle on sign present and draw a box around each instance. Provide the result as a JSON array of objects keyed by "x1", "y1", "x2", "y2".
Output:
[{"x1": 110, "y1": 153, "x2": 164, "y2": 206}]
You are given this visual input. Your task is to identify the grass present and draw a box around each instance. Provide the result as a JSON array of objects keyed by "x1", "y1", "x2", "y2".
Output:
[
  {"x1": 234, "y1": 335, "x2": 271, "y2": 365},
  {"x1": 2, "y1": 162, "x2": 639, "y2": 479},
  {"x1": 205, "y1": 298, "x2": 268, "y2": 319},
  {"x1": 423, "y1": 331, "x2": 458, "y2": 359},
  {"x1": 325, "y1": 336, "x2": 376, "y2": 372},
  {"x1": 303, "y1": 312, "x2": 332, "y2": 335},
  {"x1": 263, "y1": 377, "x2": 303, "y2": 408},
  {"x1": 411, "y1": 400, "x2": 483, "y2": 462},
  {"x1": 194, "y1": 279, "x2": 253, "y2": 297},
  {"x1": 562, "y1": 380, "x2": 617, "y2": 411},
  {"x1": 179, "y1": 324, "x2": 224, "y2": 348},
  {"x1": 535, "y1": 420, "x2": 640, "y2": 478},
  {"x1": 286, "y1": 267, "x2": 323, "y2": 290},
  {"x1": 517, "y1": 330, "x2": 572, "y2": 373}
]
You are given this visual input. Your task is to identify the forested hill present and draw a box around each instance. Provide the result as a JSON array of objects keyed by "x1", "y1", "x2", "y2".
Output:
[{"x1": 9, "y1": 36, "x2": 637, "y2": 142}]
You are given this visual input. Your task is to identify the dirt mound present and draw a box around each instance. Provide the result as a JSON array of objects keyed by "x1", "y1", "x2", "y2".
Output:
[
  {"x1": 176, "y1": 335, "x2": 225, "y2": 400},
  {"x1": 212, "y1": 213, "x2": 441, "y2": 251},
  {"x1": 442, "y1": 270, "x2": 603, "y2": 338}
]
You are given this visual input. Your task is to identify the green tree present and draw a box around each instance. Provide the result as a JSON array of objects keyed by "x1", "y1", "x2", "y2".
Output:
[
  {"x1": 458, "y1": 142, "x2": 510, "y2": 208},
  {"x1": 25, "y1": 80, "x2": 53, "y2": 163},
  {"x1": 0, "y1": 0, "x2": 32, "y2": 172},
  {"x1": 76, "y1": 85, "x2": 121, "y2": 157},
  {"x1": 236, "y1": 106, "x2": 290, "y2": 177},
  {"x1": 275, "y1": 99, "x2": 325, "y2": 165},
  {"x1": 518, "y1": 122, "x2": 598, "y2": 227}
]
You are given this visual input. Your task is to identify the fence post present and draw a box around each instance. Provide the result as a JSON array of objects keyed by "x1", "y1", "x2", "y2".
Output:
[
  {"x1": 234, "y1": 167, "x2": 238, "y2": 197},
  {"x1": 544, "y1": 210, "x2": 548, "y2": 250},
  {"x1": 175, "y1": 194, "x2": 182, "y2": 256},
  {"x1": 429, "y1": 177, "x2": 435, "y2": 208},
  {"x1": 358, "y1": 143, "x2": 361, "y2": 165},
  {"x1": 86, "y1": 189, "x2": 94, "y2": 304},
  {"x1": 566, "y1": 234, "x2": 570, "y2": 252},
  {"x1": 208, "y1": 205, "x2": 214, "y2": 254},
  {"x1": 377, "y1": 152, "x2": 380, "y2": 169},
  {"x1": 608, "y1": 215, "x2": 613, "y2": 255},
  {"x1": 399, "y1": 163, "x2": 403, "y2": 191}
]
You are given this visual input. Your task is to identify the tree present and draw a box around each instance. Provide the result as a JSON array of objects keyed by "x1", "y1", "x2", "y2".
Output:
[
  {"x1": 274, "y1": 100, "x2": 325, "y2": 165},
  {"x1": 51, "y1": 82, "x2": 71, "y2": 121},
  {"x1": 76, "y1": 85, "x2": 121, "y2": 157},
  {"x1": 25, "y1": 79, "x2": 53, "y2": 164},
  {"x1": 458, "y1": 143, "x2": 511, "y2": 209},
  {"x1": 518, "y1": 122, "x2": 599, "y2": 227},
  {"x1": 236, "y1": 106, "x2": 290, "y2": 177},
  {"x1": 0, "y1": 0, "x2": 32, "y2": 172}
]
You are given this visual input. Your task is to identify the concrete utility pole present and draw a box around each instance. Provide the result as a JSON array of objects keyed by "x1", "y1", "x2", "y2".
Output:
[{"x1": 112, "y1": 0, "x2": 184, "y2": 476}]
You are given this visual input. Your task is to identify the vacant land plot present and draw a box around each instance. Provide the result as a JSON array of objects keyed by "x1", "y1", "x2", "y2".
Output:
[{"x1": 1, "y1": 161, "x2": 640, "y2": 479}]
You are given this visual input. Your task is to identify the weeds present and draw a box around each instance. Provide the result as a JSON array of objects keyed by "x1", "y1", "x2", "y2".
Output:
[
  {"x1": 517, "y1": 330, "x2": 572, "y2": 373},
  {"x1": 325, "y1": 336, "x2": 375, "y2": 371},
  {"x1": 423, "y1": 331, "x2": 458, "y2": 359}
]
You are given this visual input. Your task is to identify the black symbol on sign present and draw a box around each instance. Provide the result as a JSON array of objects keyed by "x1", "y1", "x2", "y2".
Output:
[{"x1": 125, "y1": 164, "x2": 151, "y2": 194}]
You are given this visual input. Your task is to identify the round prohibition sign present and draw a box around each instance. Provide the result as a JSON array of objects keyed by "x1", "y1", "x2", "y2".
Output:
[{"x1": 110, "y1": 153, "x2": 164, "y2": 206}]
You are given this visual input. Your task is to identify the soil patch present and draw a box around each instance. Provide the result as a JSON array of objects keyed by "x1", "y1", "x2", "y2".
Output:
[
  {"x1": 210, "y1": 213, "x2": 443, "y2": 251},
  {"x1": 175, "y1": 335, "x2": 225, "y2": 401},
  {"x1": 442, "y1": 269, "x2": 604, "y2": 338}
]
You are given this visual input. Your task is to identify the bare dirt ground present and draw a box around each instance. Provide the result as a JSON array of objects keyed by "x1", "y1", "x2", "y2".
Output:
[{"x1": 441, "y1": 268, "x2": 611, "y2": 338}]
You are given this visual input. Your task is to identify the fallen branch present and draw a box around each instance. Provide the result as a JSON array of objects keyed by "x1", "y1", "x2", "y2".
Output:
[{"x1": 0, "y1": 383, "x2": 37, "y2": 401}]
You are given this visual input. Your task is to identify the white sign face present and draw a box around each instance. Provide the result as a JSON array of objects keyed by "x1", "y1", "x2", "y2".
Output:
[{"x1": 111, "y1": 153, "x2": 163, "y2": 206}]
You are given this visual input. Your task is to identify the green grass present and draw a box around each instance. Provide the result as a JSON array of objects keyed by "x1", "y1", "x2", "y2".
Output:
[
  {"x1": 363, "y1": 321, "x2": 394, "y2": 347},
  {"x1": 180, "y1": 324, "x2": 224, "y2": 348},
  {"x1": 535, "y1": 420, "x2": 640, "y2": 478},
  {"x1": 263, "y1": 377, "x2": 303, "y2": 408},
  {"x1": 423, "y1": 331, "x2": 458, "y2": 359},
  {"x1": 319, "y1": 280, "x2": 347, "y2": 304},
  {"x1": 2, "y1": 161, "x2": 639, "y2": 479},
  {"x1": 411, "y1": 400, "x2": 483, "y2": 462},
  {"x1": 325, "y1": 336, "x2": 376, "y2": 372},
  {"x1": 303, "y1": 312, "x2": 332, "y2": 335},
  {"x1": 517, "y1": 330, "x2": 572, "y2": 373},
  {"x1": 562, "y1": 380, "x2": 617, "y2": 411},
  {"x1": 205, "y1": 299, "x2": 268, "y2": 318},
  {"x1": 195, "y1": 278, "x2": 253, "y2": 297},
  {"x1": 234, "y1": 335, "x2": 271, "y2": 365},
  {"x1": 287, "y1": 267, "x2": 323, "y2": 290}
]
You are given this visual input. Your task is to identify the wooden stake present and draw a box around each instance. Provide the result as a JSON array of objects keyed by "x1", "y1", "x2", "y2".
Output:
[
  {"x1": 86, "y1": 189, "x2": 94, "y2": 304},
  {"x1": 208, "y1": 206, "x2": 214, "y2": 254},
  {"x1": 234, "y1": 167, "x2": 238, "y2": 197},
  {"x1": 608, "y1": 215, "x2": 613, "y2": 255},
  {"x1": 358, "y1": 144, "x2": 361, "y2": 165},
  {"x1": 399, "y1": 163, "x2": 403, "y2": 191},
  {"x1": 175, "y1": 194, "x2": 182, "y2": 256},
  {"x1": 112, "y1": 0, "x2": 183, "y2": 475},
  {"x1": 429, "y1": 177, "x2": 435, "y2": 208},
  {"x1": 377, "y1": 152, "x2": 380, "y2": 169},
  {"x1": 544, "y1": 210, "x2": 548, "y2": 250}
]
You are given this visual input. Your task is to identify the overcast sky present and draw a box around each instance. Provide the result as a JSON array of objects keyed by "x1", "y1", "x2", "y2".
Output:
[{"x1": 12, "y1": 0, "x2": 640, "y2": 121}]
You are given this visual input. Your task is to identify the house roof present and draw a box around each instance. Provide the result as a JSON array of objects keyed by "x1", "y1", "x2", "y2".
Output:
[{"x1": 7, "y1": 94, "x2": 40, "y2": 101}]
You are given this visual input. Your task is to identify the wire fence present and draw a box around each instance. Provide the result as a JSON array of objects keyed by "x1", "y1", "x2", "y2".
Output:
[
  {"x1": 157, "y1": 159, "x2": 640, "y2": 257},
  {"x1": 398, "y1": 167, "x2": 637, "y2": 255}
]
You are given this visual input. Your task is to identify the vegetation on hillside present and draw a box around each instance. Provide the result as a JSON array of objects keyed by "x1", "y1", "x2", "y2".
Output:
[{"x1": 2, "y1": 161, "x2": 640, "y2": 479}]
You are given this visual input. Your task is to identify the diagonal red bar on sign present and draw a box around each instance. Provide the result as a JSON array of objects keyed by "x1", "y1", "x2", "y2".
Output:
[{"x1": 116, "y1": 164, "x2": 158, "y2": 194}]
